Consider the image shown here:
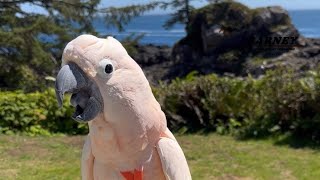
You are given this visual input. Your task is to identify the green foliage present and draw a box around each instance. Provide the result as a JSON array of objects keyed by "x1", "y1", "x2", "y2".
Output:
[
  {"x1": 159, "y1": 0, "x2": 224, "y2": 29},
  {"x1": 0, "y1": 0, "x2": 159, "y2": 92},
  {"x1": 189, "y1": 1, "x2": 252, "y2": 33},
  {"x1": 217, "y1": 50, "x2": 241, "y2": 62},
  {"x1": 156, "y1": 68, "x2": 320, "y2": 141},
  {"x1": 102, "y1": 2, "x2": 160, "y2": 31},
  {"x1": 103, "y1": 0, "x2": 215, "y2": 30},
  {"x1": 0, "y1": 89, "x2": 87, "y2": 135},
  {"x1": 3, "y1": 68, "x2": 320, "y2": 142},
  {"x1": 159, "y1": 0, "x2": 195, "y2": 29},
  {"x1": 121, "y1": 33, "x2": 145, "y2": 55},
  {"x1": 0, "y1": 0, "x2": 100, "y2": 91}
]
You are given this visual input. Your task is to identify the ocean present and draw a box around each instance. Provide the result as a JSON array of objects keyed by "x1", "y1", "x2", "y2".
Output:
[{"x1": 94, "y1": 10, "x2": 320, "y2": 46}]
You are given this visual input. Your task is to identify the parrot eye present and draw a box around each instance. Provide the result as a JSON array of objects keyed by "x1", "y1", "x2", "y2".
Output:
[
  {"x1": 104, "y1": 64, "x2": 113, "y2": 74},
  {"x1": 98, "y1": 59, "x2": 114, "y2": 77}
]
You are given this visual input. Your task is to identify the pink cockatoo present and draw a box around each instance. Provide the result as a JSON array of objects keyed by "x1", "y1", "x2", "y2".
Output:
[{"x1": 55, "y1": 34, "x2": 191, "y2": 180}]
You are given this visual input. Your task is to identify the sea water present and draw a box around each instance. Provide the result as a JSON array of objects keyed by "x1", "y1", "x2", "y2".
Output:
[{"x1": 94, "y1": 11, "x2": 320, "y2": 46}]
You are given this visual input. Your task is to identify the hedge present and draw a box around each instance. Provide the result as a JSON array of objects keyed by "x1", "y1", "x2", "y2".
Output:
[
  {"x1": 155, "y1": 69, "x2": 320, "y2": 140},
  {"x1": 1, "y1": 69, "x2": 320, "y2": 141},
  {"x1": 0, "y1": 89, "x2": 87, "y2": 135}
]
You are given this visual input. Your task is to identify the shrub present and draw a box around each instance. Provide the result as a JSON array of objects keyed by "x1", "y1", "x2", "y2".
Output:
[
  {"x1": 2, "y1": 68, "x2": 320, "y2": 142},
  {"x1": 156, "y1": 68, "x2": 320, "y2": 141},
  {"x1": 0, "y1": 89, "x2": 88, "y2": 135},
  {"x1": 156, "y1": 73, "x2": 259, "y2": 134}
]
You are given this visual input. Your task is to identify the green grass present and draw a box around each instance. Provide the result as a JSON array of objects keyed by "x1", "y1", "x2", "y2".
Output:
[{"x1": 0, "y1": 134, "x2": 319, "y2": 179}]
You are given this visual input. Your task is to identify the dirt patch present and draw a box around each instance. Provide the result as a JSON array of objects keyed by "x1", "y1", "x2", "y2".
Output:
[
  {"x1": 217, "y1": 175, "x2": 254, "y2": 180},
  {"x1": 6, "y1": 139, "x2": 49, "y2": 158},
  {"x1": 281, "y1": 170, "x2": 297, "y2": 180},
  {"x1": 0, "y1": 168, "x2": 18, "y2": 178},
  {"x1": 58, "y1": 136, "x2": 85, "y2": 149}
]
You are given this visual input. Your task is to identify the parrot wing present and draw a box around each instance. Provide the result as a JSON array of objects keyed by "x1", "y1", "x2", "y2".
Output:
[
  {"x1": 156, "y1": 132, "x2": 192, "y2": 180},
  {"x1": 81, "y1": 136, "x2": 94, "y2": 180}
]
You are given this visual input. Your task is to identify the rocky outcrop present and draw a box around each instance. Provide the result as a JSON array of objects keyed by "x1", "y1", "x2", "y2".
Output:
[
  {"x1": 245, "y1": 38, "x2": 320, "y2": 76},
  {"x1": 130, "y1": 44, "x2": 171, "y2": 84},
  {"x1": 130, "y1": 44, "x2": 171, "y2": 67},
  {"x1": 132, "y1": 2, "x2": 320, "y2": 84},
  {"x1": 168, "y1": 2, "x2": 317, "y2": 79}
]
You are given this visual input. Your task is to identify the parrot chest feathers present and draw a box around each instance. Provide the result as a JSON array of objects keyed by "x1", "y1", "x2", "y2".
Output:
[{"x1": 88, "y1": 118, "x2": 154, "y2": 169}]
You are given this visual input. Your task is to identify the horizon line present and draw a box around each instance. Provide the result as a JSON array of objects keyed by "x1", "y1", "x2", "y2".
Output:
[{"x1": 94, "y1": 8, "x2": 320, "y2": 17}]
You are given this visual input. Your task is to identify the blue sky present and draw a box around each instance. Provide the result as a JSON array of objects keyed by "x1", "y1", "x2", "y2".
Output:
[{"x1": 22, "y1": 0, "x2": 320, "y2": 14}]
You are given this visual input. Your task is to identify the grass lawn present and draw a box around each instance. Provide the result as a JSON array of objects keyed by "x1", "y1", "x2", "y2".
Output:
[{"x1": 0, "y1": 134, "x2": 319, "y2": 180}]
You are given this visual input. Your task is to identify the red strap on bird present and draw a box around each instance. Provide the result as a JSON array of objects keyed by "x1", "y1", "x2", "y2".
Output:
[
  {"x1": 121, "y1": 132, "x2": 168, "y2": 180},
  {"x1": 121, "y1": 168, "x2": 143, "y2": 180}
]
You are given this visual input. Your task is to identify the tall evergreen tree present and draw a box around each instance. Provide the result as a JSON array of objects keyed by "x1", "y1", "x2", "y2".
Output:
[
  {"x1": 0, "y1": 0, "x2": 219, "y2": 91},
  {"x1": 160, "y1": 0, "x2": 225, "y2": 29},
  {"x1": 160, "y1": 0, "x2": 195, "y2": 29},
  {"x1": 0, "y1": 0, "x2": 159, "y2": 91},
  {"x1": 0, "y1": 0, "x2": 100, "y2": 91}
]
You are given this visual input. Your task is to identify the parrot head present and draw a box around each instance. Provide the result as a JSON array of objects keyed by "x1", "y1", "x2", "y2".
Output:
[{"x1": 55, "y1": 34, "x2": 157, "y2": 124}]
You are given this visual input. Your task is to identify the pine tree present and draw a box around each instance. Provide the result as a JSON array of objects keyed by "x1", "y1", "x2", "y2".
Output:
[
  {"x1": 0, "y1": 0, "x2": 100, "y2": 91},
  {"x1": 160, "y1": 0, "x2": 225, "y2": 29},
  {"x1": 0, "y1": 0, "x2": 220, "y2": 91},
  {"x1": 0, "y1": 0, "x2": 158, "y2": 91},
  {"x1": 160, "y1": 0, "x2": 195, "y2": 29}
]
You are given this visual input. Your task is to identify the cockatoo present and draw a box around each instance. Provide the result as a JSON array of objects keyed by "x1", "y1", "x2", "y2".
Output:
[{"x1": 55, "y1": 34, "x2": 191, "y2": 180}]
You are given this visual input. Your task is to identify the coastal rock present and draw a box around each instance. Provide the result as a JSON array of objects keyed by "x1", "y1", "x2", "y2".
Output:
[
  {"x1": 132, "y1": 2, "x2": 320, "y2": 84},
  {"x1": 130, "y1": 44, "x2": 171, "y2": 67},
  {"x1": 129, "y1": 44, "x2": 171, "y2": 84},
  {"x1": 244, "y1": 38, "x2": 320, "y2": 77},
  {"x1": 253, "y1": 6, "x2": 289, "y2": 28},
  {"x1": 168, "y1": 1, "x2": 306, "y2": 77}
]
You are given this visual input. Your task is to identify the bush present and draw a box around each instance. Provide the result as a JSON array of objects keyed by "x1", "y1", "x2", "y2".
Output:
[
  {"x1": 0, "y1": 89, "x2": 88, "y2": 135},
  {"x1": 155, "y1": 69, "x2": 320, "y2": 141},
  {"x1": 2, "y1": 68, "x2": 320, "y2": 142}
]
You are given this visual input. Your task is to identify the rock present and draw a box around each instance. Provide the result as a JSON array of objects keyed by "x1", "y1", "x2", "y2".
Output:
[
  {"x1": 131, "y1": 2, "x2": 320, "y2": 85},
  {"x1": 297, "y1": 37, "x2": 307, "y2": 47},
  {"x1": 201, "y1": 24, "x2": 224, "y2": 53},
  {"x1": 186, "y1": 1, "x2": 253, "y2": 54},
  {"x1": 269, "y1": 6, "x2": 288, "y2": 20},
  {"x1": 245, "y1": 38, "x2": 320, "y2": 77},
  {"x1": 253, "y1": 6, "x2": 290, "y2": 28},
  {"x1": 130, "y1": 44, "x2": 171, "y2": 67},
  {"x1": 128, "y1": 44, "x2": 171, "y2": 85},
  {"x1": 169, "y1": 1, "x2": 304, "y2": 77}
]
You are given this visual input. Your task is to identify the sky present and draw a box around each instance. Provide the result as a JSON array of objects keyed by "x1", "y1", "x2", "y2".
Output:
[{"x1": 22, "y1": 0, "x2": 320, "y2": 15}]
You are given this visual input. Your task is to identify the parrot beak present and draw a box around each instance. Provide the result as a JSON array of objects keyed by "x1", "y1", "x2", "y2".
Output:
[
  {"x1": 55, "y1": 62, "x2": 102, "y2": 123},
  {"x1": 55, "y1": 63, "x2": 87, "y2": 107}
]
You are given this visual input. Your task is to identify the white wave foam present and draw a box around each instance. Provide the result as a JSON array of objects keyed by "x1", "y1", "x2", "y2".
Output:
[
  {"x1": 144, "y1": 34, "x2": 184, "y2": 37},
  {"x1": 126, "y1": 29, "x2": 185, "y2": 34},
  {"x1": 169, "y1": 29, "x2": 185, "y2": 33},
  {"x1": 299, "y1": 28, "x2": 319, "y2": 33},
  {"x1": 303, "y1": 33, "x2": 320, "y2": 38},
  {"x1": 100, "y1": 32, "x2": 184, "y2": 37}
]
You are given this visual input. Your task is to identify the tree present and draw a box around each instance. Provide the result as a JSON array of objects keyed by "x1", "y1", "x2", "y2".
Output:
[
  {"x1": 0, "y1": 0, "x2": 158, "y2": 91},
  {"x1": 160, "y1": 0, "x2": 225, "y2": 29},
  {"x1": 0, "y1": 0, "x2": 221, "y2": 91},
  {"x1": 101, "y1": 2, "x2": 161, "y2": 32},
  {"x1": 160, "y1": 0, "x2": 195, "y2": 29},
  {"x1": 0, "y1": 0, "x2": 100, "y2": 91},
  {"x1": 108, "y1": 0, "x2": 222, "y2": 30},
  {"x1": 207, "y1": 0, "x2": 224, "y2": 3}
]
